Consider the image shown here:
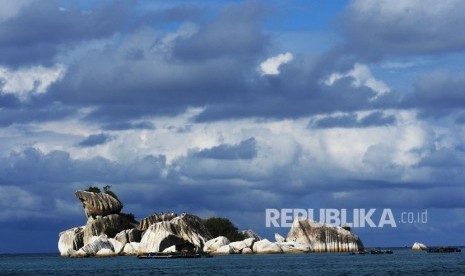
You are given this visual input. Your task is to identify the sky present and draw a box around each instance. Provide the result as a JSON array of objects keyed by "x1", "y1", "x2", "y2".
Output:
[{"x1": 1, "y1": 0, "x2": 465, "y2": 253}]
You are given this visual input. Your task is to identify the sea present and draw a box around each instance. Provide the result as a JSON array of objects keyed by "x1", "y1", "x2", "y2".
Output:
[{"x1": 1, "y1": 248, "x2": 465, "y2": 275}]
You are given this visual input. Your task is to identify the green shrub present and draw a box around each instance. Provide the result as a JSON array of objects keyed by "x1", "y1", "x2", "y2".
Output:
[
  {"x1": 104, "y1": 227, "x2": 119, "y2": 238},
  {"x1": 203, "y1": 217, "x2": 245, "y2": 242},
  {"x1": 86, "y1": 186, "x2": 101, "y2": 193}
]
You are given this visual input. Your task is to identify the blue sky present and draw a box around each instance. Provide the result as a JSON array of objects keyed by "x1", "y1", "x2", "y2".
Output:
[{"x1": 1, "y1": 0, "x2": 465, "y2": 253}]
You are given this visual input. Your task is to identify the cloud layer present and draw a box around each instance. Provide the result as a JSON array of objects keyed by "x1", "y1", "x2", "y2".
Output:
[{"x1": 1, "y1": 0, "x2": 465, "y2": 252}]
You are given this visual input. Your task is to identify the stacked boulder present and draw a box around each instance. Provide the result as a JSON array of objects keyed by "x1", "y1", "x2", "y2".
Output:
[
  {"x1": 59, "y1": 190, "x2": 365, "y2": 257},
  {"x1": 58, "y1": 190, "x2": 212, "y2": 257}
]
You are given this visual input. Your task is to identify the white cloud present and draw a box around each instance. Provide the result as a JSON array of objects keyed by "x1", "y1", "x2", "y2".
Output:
[
  {"x1": 0, "y1": 64, "x2": 66, "y2": 100},
  {"x1": 324, "y1": 63, "x2": 390, "y2": 97},
  {"x1": 0, "y1": 0, "x2": 33, "y2": 22},
  {"x1": 259, "y1": 52, "x2": 293, "y2": 76}
]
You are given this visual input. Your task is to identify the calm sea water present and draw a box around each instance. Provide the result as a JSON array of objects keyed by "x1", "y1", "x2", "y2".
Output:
[{"x1": 1, "y1": 249, "x2": 465, "y2": 275}]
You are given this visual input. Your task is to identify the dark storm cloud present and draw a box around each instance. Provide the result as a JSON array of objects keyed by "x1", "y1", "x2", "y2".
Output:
[
  {"x1": 0, "y1": 104, "x2": 76, "y2": 127},
  {"x1": 412, "y1": 72, "x2": 465, "y2": 109},
  {"x1": 419, "y1": 148, "x2": 465, "y2": 168},
  {"x1": 44, "y1": 1, "x2": 266, "y2": 124},
  {"x1": 172, "y1": 1, "x2": 268, "y2": 60},
  {"x1": 0, "y1": 147, "x2": 166, "y2": 185},
  {"x1": 101, "y1": 121, "x2": 155, "y2": 131},
  {"x1": 30, "y1": 1, "x2": 404, "y2": 124},
  {"x1": 77, "y1": 133, "x2": 114, "y2": 147},
  {"x1": 395, "y1": 71, "x2": 465, "y2": 119},
  {"x1": 311, "y1": 111, "x2": 396, "y2": 129},
  {"x1": 338, "y1": 0, "x2": 465, "y2": 58},
  {"x1": 0, "y1": 0, "x2": 130, "y2": 66},
  {"x1": 194, "y1": 71, "x2": 391, "y2": 122},
  {"x1": 194, "y1": 138, "x2": 257, "y2": 159},
  {"x1": 0, "y1": 93, "x2": 21, "y2": 108}
]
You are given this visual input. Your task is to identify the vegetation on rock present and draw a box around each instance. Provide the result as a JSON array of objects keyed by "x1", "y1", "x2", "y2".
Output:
[{"x1": 203, "y1": 217, "x2": 245, "y2": 242}]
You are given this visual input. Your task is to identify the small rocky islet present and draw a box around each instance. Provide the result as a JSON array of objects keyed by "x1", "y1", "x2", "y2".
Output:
[{"x1": 58, "y1": 189, "x2": 364, "y2": 257}]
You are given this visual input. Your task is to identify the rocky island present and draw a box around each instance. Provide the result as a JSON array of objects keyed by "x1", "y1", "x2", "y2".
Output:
[{"x1": 58, "y1": 188, "x2": 364, "y2": 257}]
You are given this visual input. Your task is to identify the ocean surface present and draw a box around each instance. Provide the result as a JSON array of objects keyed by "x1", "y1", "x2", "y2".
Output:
[{"x1": 1, "y1": 248, "x2": 465, "y2": 275}]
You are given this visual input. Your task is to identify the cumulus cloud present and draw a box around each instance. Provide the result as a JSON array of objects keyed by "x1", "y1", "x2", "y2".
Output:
[
  {"x1": 325, "y1": 63, "x2": 390, "y2": 97},
  {"x1": 259, "y1": 52, "x2": 293, "y2": 75},
  {"x1": 0, "y1": 64, "x2": 65, "y2": 100}
]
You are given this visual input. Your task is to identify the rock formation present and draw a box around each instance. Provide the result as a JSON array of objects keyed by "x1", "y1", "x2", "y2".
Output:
[
  {"x1": 82, "y1": 213, "x2": 137, "y2": 244},
  {"x1": 286, "y1": 217, "x2": 364, "y2": 252},
  {"x1": 75, "y1": 190, "x2": 123, "y2": 218},
  {"x1": 412, "y1": 242, "x2": 427, "y2": 251},
  {"x1": 59, "y1": 189, "x2": 366, "y2": 257},
  {"x1": 59, "y1": 189, "x2": 213, "y2": 257},
  {"x1": 58, "y1": 226, "x2": 85, "y2": 257},
  {"x1": 138, "y1": 213, "x2": 212, "y2": 254},
  {"x1": 139, "y1": 212, "x2": 177, "y2": 231}
]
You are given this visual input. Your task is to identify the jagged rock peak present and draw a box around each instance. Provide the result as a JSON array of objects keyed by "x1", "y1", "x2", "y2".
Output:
[
  {"x1": 139, "y1": 212, "x2": 178, "y2": 231},
  {"x1": 75, "y1": 190, "x2": 123, "y2": 218}
]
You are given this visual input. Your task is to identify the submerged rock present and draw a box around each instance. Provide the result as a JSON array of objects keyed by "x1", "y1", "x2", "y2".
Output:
[
  {"x1": 412, "y1": 242, "x2": 428, "y2": 251},
  {"x1": 75, "y1": 190, "x2": 123, "y2": 218},
  {"x1": 286, "y1": 217, "x2": 364, "y2": 252}
]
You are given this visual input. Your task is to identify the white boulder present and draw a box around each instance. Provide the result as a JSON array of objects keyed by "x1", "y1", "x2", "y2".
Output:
[
  {"x1": 213, "y1": 245, "x2": 234, "y2": 255},
  {"x1": 203, "y1": 236, "x2": 230, "y2": 253},
  {"x1": 79, "y1": 235, "x2": 114, "y2": 257},
  {"x1": 96, "y1": 248, "x2": 116, "y2": 257},
  {"x1": 123, "y1": 242, "x2": 140, "y2": 255},
  {"x1": 275, "y1": 233, "x2": 286, "y2": 243},
  {"x1": 58, "y1": 226, "x2": 85, "y2": 256},
  {"x1": 278, "y1": 241, "x2": 311, "y2": 253},
  {"x1": 412, "y1": 242, "x2": 428, "y2": 251},
  {"x1": 162, "y1": 245, "x2": 178, "y2": 253},
  {"x1": 109, "y1": 238, "x2": 124, "y2": 254},
  {"x1": 252, "y1": 239, "x2": 282, "y2": 254},
  {"x1": 242, "y1": 247, "x2": 253, "y2": 254},
  {"x1": 229, "y1": 241, "x2": 248, "y2": 253}
]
